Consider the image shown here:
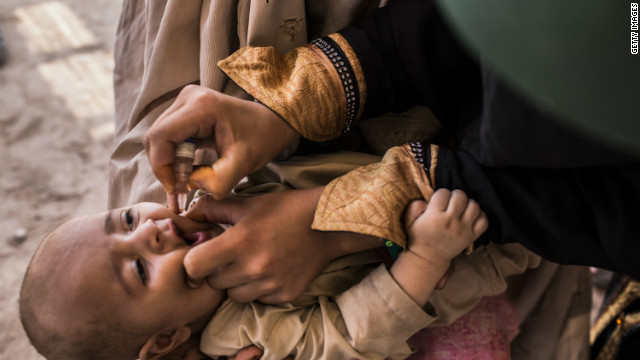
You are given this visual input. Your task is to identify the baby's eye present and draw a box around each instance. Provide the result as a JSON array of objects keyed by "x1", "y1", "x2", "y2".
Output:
[
  {"x1": 135, "y1": 259, "x2": 148, "y2": 285},
  {"x1": 121, "y1": 209, "x2": 135, "y2": 231}
]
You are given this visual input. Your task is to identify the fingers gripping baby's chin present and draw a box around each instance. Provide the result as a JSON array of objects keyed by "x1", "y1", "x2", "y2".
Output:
[{"x1": 182, "y1": 232, "x2": 220, "y2": 290}]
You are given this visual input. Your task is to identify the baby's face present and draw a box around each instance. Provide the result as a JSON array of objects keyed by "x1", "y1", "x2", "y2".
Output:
[{"x1": 60, "y1": 202, "x2": 226, "y2": 335}]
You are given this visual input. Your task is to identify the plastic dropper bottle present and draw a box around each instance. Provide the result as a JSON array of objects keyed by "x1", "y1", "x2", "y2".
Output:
[{"x1": 173, "y1": 137, "x2": 196, "y2": 212}]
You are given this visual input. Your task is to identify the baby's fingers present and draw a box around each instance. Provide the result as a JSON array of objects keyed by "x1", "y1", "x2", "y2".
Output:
[
  {"x1": 447, "y1": 189, "x2": 469, "y2": 217},
  {"x1": 462, "y1": 199, "x2": 489, "y2": 238},
  {"x1": 428, "y1": 188, "x2": 452, "y2": 213},
  {"x1": 461, "y1": 198, "x2": 481, "y2": 224},
  {"x1": 473, "y1": 211, "x2": 489, "y2": 238}
]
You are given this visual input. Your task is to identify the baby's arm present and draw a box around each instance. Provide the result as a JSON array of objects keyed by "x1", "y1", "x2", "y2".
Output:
[{"x1": 391, "y1": 189, "x2": 489, "y2": 306}]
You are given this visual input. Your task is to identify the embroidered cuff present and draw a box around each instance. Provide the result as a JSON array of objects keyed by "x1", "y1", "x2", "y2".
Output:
[
  {"x1": 218, "y1": 33, "x2": 366, "y2": 141},
  {"x1": 312, "y1": 144, "x2": 435, "y2": 248}
]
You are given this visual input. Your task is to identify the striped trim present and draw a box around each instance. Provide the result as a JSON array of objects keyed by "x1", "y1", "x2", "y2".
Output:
[
  {"x1": 409, "y1": 141, "x2": 434, "y2": 188},
  {"x1": 311, "y1": 36, "x2": 360, "y2": 133}
]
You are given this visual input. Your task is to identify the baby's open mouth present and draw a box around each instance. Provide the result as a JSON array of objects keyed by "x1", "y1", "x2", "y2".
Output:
[
  {"x1": 179, "y1": 223, "x2": 225, "y2": 247},
  {"x1": 178, "y1": 225, "x2": 225, "y2": 289},
  {"x1": 182, "y1": 231, "x2": 209, "y2": 246}
]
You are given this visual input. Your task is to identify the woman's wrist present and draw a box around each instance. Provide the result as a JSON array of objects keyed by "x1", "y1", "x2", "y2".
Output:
[
  {"x1": 328, "y1": 232, "x2": 383, "y2": 260},
  {"x1": 304, "y1": 187, "x2": 383, "y2": 261}
]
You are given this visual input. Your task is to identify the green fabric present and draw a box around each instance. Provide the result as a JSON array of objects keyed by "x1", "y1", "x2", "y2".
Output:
[{"x1": 437, "y1": 0, "x2": 640, "y2": 154}]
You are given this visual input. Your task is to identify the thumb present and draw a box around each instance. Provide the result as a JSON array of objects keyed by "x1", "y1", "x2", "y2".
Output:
[{"x1": 190, "y1": 156, "x2": 246, "y2": 200}]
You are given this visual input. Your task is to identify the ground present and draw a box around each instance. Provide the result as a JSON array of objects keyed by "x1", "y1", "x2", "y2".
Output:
[{"x1": 0, "y1": 0, "x2": 121, "y2": 358}]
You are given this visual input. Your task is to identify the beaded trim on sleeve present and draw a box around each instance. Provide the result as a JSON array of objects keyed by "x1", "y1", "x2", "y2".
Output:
[
  {"x1": 409, "y1": 142, "x2": 427, "y2": 168},
  {"x1": 408, "y1": 141, "x2": 436, "y2": 190},
  {"x1": 311, "y1": 36, "x2": 360, "y2": 133}
]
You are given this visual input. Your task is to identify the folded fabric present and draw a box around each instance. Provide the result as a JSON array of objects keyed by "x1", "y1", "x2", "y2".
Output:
[{"x1": 312, "y1": 144, "x2": 436, "y2": 248}]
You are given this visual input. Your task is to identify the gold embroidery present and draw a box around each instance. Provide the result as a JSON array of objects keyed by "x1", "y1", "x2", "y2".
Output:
[
  {"x1": 218, "y1": 33, "x2": 366, "y2": 141},
  {"x1": 313, "y1": 145, "x2": 435, "y2": 248}
]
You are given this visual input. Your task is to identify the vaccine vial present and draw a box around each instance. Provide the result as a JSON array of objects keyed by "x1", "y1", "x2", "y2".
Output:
[{"x1": 173, "y1": 137, "x2": 196, "y2": 212}]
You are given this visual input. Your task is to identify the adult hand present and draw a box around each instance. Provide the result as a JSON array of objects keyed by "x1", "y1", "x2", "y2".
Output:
[
  {"x1": 143, "y1": 85, "x2": 300, "y2": 211},
  {"x1": 183, "y1": 188, "x2": 382, "y2": 304}
]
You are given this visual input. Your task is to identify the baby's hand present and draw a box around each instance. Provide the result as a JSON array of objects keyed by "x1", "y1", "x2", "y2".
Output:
[
  {"x1": 405, "y1": 189, "x2": 488, "y2": 267},
  {"x1": 389, "y1": 189, "x2": 488, "y2": 306}
]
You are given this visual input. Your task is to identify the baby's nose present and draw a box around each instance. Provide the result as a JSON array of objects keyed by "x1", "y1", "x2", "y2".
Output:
[{"x1": 152, "y1": 218, "x2": 186, "y2": 251}]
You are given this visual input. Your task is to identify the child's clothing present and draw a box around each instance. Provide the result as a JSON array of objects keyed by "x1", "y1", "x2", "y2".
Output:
[
  {"x1": 202, "y1": 253, "x2": 429, "y2": 360},
  {"x1": 200, "y1": 244, "x2": 537, "y2": 360}
]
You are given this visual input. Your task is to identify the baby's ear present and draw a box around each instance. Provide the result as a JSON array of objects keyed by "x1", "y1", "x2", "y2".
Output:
[{"x1": 138, "y1": 326, "x2": 191, "y2": 360}]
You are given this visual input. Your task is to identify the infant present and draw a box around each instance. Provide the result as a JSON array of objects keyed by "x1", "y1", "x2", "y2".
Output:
[{"x1": 20, "y1": 188, "x2": 486, "y2": 360}]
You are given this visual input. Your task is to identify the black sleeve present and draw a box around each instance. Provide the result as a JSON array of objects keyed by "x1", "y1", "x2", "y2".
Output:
[
  {"x1": 462, "y1": 68, "x2": 639, "y2": 167},
  {"x1": 339, "y1": 0, "x2": 482, "y2": 134},
  {"x1": 415, "y1": 141, "x2": 640, "y2": 280},
  {"x1": 336, "y1": 0, "x2": 640, "y2": 281}
]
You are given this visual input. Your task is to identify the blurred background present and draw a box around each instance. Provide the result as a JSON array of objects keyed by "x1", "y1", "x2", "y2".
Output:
[{"x1": 0, "y1": 0, "x2": 121, "y2": 358}]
